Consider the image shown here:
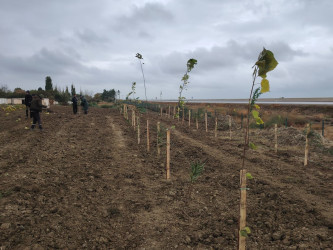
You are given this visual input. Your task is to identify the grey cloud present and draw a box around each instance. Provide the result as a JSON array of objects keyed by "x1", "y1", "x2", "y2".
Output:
[
  {"x1": 158, "y1": 40, "x2": 304, "y2": 75},
  {"x1": 268, "y1": 42, "x2": 308, "y2": 61},
  {"x1": 113, "y1": 3, "x2": 173, "y2": 34},
  {"x1": 0, "y1": 48, "x2": 87, "y2": 77},
  {"x1": 76, "y1": 29, "x2": 111, "y2": 45}
]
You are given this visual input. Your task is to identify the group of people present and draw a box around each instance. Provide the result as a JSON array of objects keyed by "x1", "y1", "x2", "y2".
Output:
[
  {"x1": 24, "y1": 91, "x2": 89, "y2": 131},
  {"x1": 71, "y1": 94, "x2": 89, "y2": 115}
]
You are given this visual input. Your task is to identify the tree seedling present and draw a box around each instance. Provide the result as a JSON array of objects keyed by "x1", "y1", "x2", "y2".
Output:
[
  {"x1": 239, "y1": 48, "x2": 278, "y2": 250},
  {"x1": 187, "y1": 161, "x2": 205, "y2": 202},
  {"x1": 243, "y1": 48, "x2": 278, "y2": 162},
  {"x1": 135, "y1": 53, "x2": 147, "y2": 102},
  {"x1": 177, "y1": 58, "x2": 197, "y2": 118}
]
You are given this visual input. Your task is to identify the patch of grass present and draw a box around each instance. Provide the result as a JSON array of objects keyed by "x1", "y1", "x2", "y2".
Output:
[
  {"x1": 100, "y1": 104, "x2": 112, "y2": 108},
  {"x1": 0, "y1": 190, "x2": 13, "y2": 199},
  {"x1": 264, "y1": 115, "x2": 286, "y2": 128}
]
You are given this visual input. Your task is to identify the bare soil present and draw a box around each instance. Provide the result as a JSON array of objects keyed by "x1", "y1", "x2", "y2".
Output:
[{"x1": 0, "y1": 104, "x2": 332, "y2": 249}]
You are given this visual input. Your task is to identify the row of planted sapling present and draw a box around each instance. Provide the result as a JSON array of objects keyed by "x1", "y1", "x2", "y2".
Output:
[{"x1": 119, "y1": 49, "x2": 319, "y2": 249}]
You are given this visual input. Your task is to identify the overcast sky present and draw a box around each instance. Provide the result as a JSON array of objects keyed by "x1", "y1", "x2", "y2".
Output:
[{"x1": 1, "y1": 0, "x2": 332, "y2": 99}]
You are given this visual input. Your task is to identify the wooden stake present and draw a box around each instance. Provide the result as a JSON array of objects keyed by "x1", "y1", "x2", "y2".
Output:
[
  {"x1": 131, "y1": 109, "x2": 134, "y2": 127},
  {"x1": 173, "y1": 106, "x2": 176, "y2": 119},
  {"x1": 274, "y1": 124, "x2": 278, "y2": 153},
  {"x1": 168, "y1": 106, "x2": 171, "y2": 118},
  {"x1": 147, "y1": 120, "x2": 150, "y2": 152},
  {"x1": 133, "y1": 111, "x2": 136, "y2": 130},
  {"x1": 137, "y1": 117, "x2": 140, "y2": 144},
  {"x1": 229, "y1": 115, "x2": 232, "y2": 140},
  {"x1": 304, "y1": 123, "x2": 310, "y2": 166},
  {"x1": 182, "y1": 107, "x2": 185, "y2": 124},
  {"x1": 215, "y1": 117, "x2": 218, "y2": 138},
  {"x1": 238, "y1": 169, "x2": 247, "y2": 250},
  {"x1": 177, "y1": 107, "x2": 180, "y2": 122},
  {"x1": 160, "y1": 107, "x2": 162, "y2": 117},
  {"x1": 196, "y1": 117, "x2": 199, "y2": 130},
  {"x1": 166, "y1": 129, "x2": 170, "y2": 180},
  {"x1": 205, "y1": 112, "x2": 208, "y2": 132},
  {"x1": 157, "y1": 122, "x2": 161, "y2": 156},
  {"x1": 188, "y1": 109, "x2": 191, "y2": 128}
]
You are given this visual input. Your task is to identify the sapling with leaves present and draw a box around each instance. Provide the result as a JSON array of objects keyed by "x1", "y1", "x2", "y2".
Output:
[
  {"x1": 243, "y1": 48, "x2": 278, "y2": 159},
  {"x1": 239, "y1": 48, "x2": 278, "y2": 249},
  {"x1": 135, "y1": 53, "x2": 147, "y2": 102},
  {"x1": 126, "y1": 82, "x2": 137, "y2": 102},
  {"x1": 177, "y1": 58, "x2": 197, "y2": 118}
]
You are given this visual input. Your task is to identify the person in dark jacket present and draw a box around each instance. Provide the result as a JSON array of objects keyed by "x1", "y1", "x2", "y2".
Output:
[
  {"x1": 24, "y1": 90, "x2": 32, "y2": 118},
  {"x1": 72, "y1": 94, "x2": 78, "y2": 114},
  {"x1": 80, "y1": 95, "x2": 89, "y2": 114},
  {"x1": 30, "y1": 94, "x2": 43, "y2": 130}
]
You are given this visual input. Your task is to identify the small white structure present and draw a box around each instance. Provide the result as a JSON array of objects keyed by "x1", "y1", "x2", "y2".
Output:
[
  {"x1": 11, "y1": 98, "x2": 24, "y2": 105},
  {"x1": 0, "y1": 98, "x2": 7, "y2": 104},
  {"x1": 42, "y1": 98, "x2": 50, "y2": 108}
]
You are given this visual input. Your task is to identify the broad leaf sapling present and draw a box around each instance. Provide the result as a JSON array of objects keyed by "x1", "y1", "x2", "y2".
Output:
[
  {"x1": 177, "y1": 58, "x2": 197, "y2": 118},
  {"x1": 135, "y1": 53, "x2": 147, "y2": 102},
  {"x1": 239, "y1": 48, "x2": 278, "y2": 249}
]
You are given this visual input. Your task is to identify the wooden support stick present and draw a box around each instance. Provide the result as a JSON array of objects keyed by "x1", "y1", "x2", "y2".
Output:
[
  {"x1": 274, "y1": 124, "x2": 278, "y2": 153},
  {"x1": 123, "y1": 105, "x2": 126, "y2": 119},
  {"x1": 304, "y1": 123, "x2": 310, "y2": 166},
  {"x1": 188, "y1": 109, "x2": 191, "y2": 128},
  {"x1": 182, "y1": 107, "x2": 185, "y2": 124},
  {"x1": 177, "y1": 107, "x2": 180, "y2": 122},
  {"x1": 215, "y1": 117, "x2": 218, "y2": 138},
  {"x1": 229, "y1": 115, "x2": 232, "y2": 140},
  {"x1": 133, "y1": 110, "x2": 136, "y2": 131},
  {"x1": 173, "y1": 106, "x2": 176, "y2": 119},
  {"x1": 166, "y1": 129, "x2": 170, "y2": 180},
  {"x1": 238, "y1": 169, "x2": 247, "y2": 250},
  {"x1": 137, "y1": 117, "x2": 140, "y2": 144},
  {"x1": 205, "y1": 112, "x2": 208, "y2": 132},
  {"x1": 147, "y1": 120, "x2": 150, "y2": 152},
  {"x1": 160, "y1": 107, "x2": 162, "y2": 117},
  {"x1": 157, "y1": 122, "x2": 160, "y2": 156},
  {"x1": 168, "y1": 106, "x2": 171, "y2": 118},
  {"x1": 131, "y1": 110, "x2": 134, "y2": 127},
  {"x1": 196, "y1": 117, "x2": 199, "y2": 130}
]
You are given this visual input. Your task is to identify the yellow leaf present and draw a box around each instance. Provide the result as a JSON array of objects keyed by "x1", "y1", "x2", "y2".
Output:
[
  {"x1": 252, "y1": 110, "x2": 259, "y2": 119},
  {"x1": 253, "y1": 104, "x2": 260, "y2": 110},
  {"x1": 255, "y1": 117, "x2": 264, "y2": 124},
  {"x1": 261, "y1": 79, "x2": 270, "y2": 93}
]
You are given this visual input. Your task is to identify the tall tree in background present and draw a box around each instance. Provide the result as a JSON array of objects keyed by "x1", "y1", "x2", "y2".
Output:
[
  {"x1": 101, "y1": 89, "x2": 116, "y2": 102},
  {"x1": 71, "y1": 84, "x2": 76, "y2": 96},
  {"x1": 45, "y1": 76, "x2": 53, "y2": 91},
  {"x1": 65, "y1": 86, "x2": 71, "y2": 100}
]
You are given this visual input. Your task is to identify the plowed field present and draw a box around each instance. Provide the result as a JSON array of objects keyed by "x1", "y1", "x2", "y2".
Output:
[{"x1": 1, "y1": 105, "x2": 332, "y2": 249}]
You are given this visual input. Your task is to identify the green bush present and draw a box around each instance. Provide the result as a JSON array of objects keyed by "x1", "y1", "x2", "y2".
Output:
[{"x1": 264, "y1": 115, "x2": 286, "y2": 128}]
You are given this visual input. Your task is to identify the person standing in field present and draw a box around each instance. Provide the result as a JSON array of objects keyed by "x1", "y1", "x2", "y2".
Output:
[
  {"x1": 80, "y1": 95, "x2": 89, "y2": 114},
  {"x1": 30, "y1": 94, "x2": 44, "y2": 131},
  {"x1": 24, "y1": 90, "x2": 32, "y2": 118},
  {"x1": 72, "y1": 94, "x2": 78, "y2": 114}
]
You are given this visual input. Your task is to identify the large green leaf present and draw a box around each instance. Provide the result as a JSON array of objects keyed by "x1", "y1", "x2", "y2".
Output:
[
  {"x1": 187, "y1": 58, "x2": 197, "y2": 72},
  {"x1": 255, "y1": 48, "x2": 278, "y2": 78}
]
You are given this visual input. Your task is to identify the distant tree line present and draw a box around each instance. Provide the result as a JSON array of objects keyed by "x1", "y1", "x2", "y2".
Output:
[{"x1": 0, "y1": 76, "x2": 120, "y2": 105}]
